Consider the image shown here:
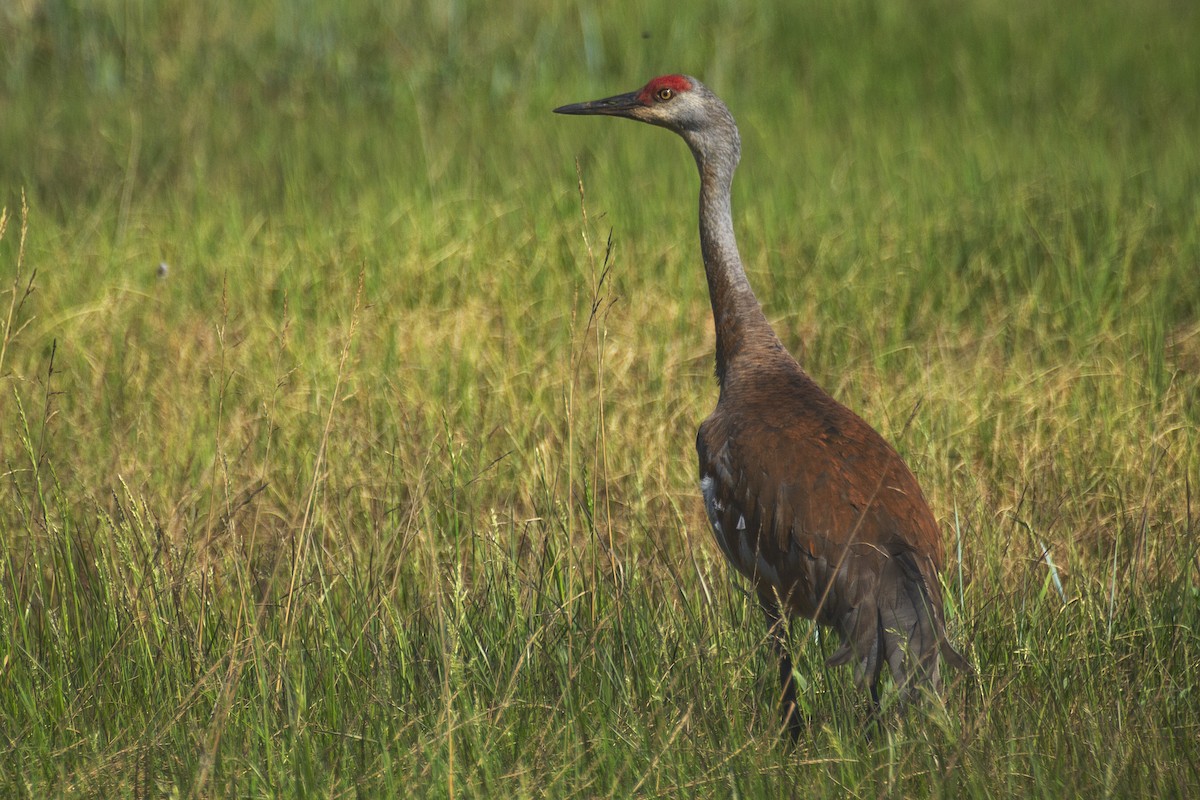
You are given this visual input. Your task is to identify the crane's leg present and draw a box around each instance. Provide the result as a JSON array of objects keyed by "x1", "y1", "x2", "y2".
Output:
[
  {"x1": 759, "y1": 591, "x2": 803, "y2": 741},
  {"x1": 864, "y1": 612, "x2": 887, "y2": 739}
]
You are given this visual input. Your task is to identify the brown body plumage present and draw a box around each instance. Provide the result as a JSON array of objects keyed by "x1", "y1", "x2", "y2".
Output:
[{"x1": 556, "y1": 74, "x2": 969, "y2": 736}]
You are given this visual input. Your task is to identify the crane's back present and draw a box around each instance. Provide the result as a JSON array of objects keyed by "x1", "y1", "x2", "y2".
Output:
[{"x1": 697, "y1": 352, "x2": 962, "y2": 697}]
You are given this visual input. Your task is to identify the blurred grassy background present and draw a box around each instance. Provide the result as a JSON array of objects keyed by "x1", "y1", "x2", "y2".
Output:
[{"x1": 2, "y1": 0, "x2": 1198, "y2": 796}]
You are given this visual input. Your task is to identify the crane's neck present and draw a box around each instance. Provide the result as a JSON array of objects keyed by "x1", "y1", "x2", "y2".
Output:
[{"x1": 693, "y1": 147, "x2": 781, "y2": 389}]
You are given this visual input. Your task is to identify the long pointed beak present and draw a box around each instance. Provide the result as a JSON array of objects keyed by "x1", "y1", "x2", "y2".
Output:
[{"x1": 554, "y1": 90, "x2": 643, "y2": 118}]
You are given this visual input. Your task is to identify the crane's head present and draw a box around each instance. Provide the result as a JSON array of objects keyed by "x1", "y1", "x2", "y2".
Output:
[{"x1": 555, "y1": 75, "x2": 740, "y2": 169}]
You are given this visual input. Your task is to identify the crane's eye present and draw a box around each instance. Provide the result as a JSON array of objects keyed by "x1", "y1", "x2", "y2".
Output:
[{"x1": 656, "y1": 87, "x2": 673, "y2": 102}]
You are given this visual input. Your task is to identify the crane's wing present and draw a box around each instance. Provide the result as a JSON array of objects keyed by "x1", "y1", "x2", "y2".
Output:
[{"x1": 696, "y1": 369, "x2": 968, "y2": 691}]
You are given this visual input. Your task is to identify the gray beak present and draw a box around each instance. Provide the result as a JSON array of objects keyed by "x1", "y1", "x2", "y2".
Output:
[{"x1": 553, "y1": 90, "x2": 643, "y2": 118}]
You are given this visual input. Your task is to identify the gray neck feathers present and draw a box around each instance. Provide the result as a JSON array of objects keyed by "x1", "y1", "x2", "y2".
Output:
[{"x1": 683, "y1": 106, "x2": 777, "y2": 387}]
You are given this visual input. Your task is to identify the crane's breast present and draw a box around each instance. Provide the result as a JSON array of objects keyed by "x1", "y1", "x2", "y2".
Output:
[
  {"x1": 696, "y1": 412, "x2": 885, "y2": 622},
  {"x1": 701, "y1": 468, "x2": 841, "y2": 615}
]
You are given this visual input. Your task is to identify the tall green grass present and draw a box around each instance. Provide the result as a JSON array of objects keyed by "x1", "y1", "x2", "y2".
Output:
[{"x1": 2, "y1": 0, "x2": 1198, "y2": 795}]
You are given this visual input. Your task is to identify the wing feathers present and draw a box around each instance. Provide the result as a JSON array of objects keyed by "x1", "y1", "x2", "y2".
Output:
[{"x1": 698, "y1": 393, "x2": 970, "y2": 699}]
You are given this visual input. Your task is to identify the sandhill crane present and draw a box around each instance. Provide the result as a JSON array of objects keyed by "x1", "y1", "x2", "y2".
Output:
[{"x1": 556, "y1": 75, "x2": 970, "y2": 736}]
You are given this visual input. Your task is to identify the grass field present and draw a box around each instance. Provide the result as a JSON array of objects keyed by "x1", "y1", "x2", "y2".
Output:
[{"x1": 2, "y1": 0, "x2": 1199, "y2": 796}]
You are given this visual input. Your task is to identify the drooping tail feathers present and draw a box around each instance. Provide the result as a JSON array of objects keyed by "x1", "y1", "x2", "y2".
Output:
[{"x1": 826, "y1": 549, "x2": 971, "y2": 701}]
